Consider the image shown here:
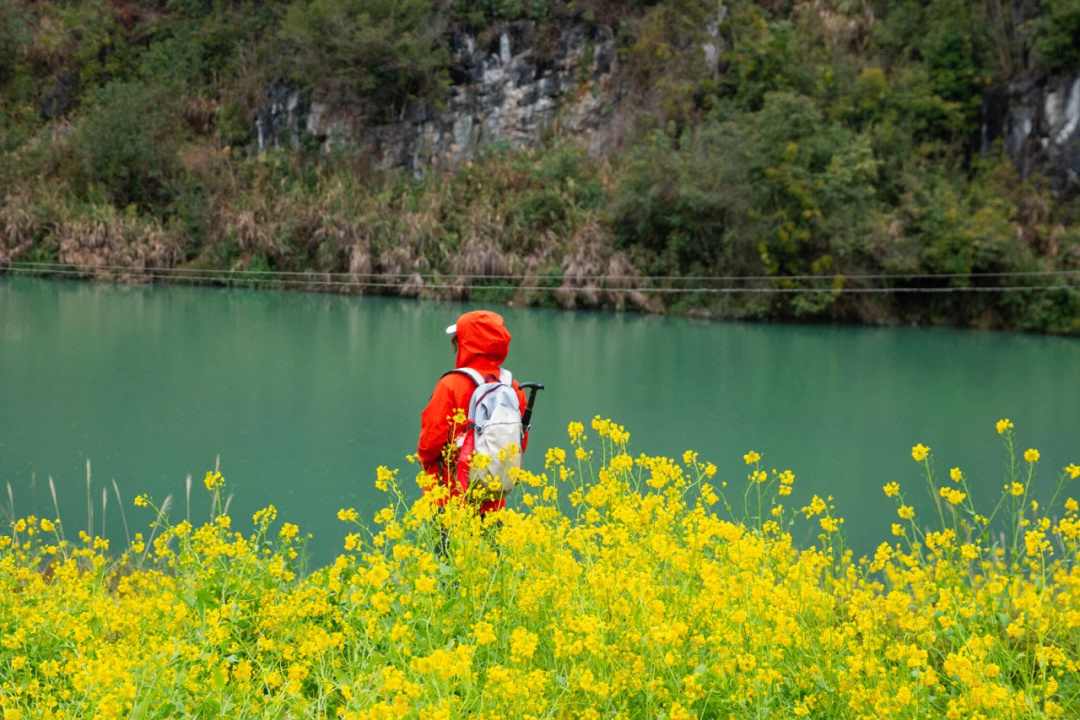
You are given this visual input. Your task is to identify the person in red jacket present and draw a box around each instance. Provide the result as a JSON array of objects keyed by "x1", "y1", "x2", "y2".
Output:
[{"x1": 418, "y1": 310, "x2": 528, "y2": 515}]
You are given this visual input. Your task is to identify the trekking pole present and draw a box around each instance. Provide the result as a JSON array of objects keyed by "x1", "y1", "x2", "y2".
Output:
[{"x1": 519, "y1": 382, "x2": 544, "y2": 435}]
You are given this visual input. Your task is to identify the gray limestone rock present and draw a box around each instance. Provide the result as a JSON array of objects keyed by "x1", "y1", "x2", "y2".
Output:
[
  {"x1": 982, "y1": 71, "x2": 1080, "y2": 192},
  {"x1": 255, "y1": 20, "x2": 618, "y2": 172}
]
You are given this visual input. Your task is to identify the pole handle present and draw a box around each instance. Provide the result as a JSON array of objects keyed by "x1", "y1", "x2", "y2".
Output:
[{"x1": 519, "y1": 382, "x2": 544, "y2": 435}]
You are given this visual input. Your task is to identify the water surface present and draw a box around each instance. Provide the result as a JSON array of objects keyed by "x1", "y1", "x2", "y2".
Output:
[{"x1": 2, "y1": 276, "x2": 1078, "y2": 563}]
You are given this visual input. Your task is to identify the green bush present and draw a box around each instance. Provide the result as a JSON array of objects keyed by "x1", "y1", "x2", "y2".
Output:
[
  {"x1": 611, "y1": 126, "x2": 740, "y2": 275},
  {"x1": 613, "y1": 92, "x2": 878, "y2": 288},
  {"x1": 0, "y1": 0, "x2": 21, "y2": 90},
  {"x1": 216, "y1": 99, "x2": 252, "y2": 147},
  {"x1": 77, "y1": 81, "x2": 182, "y2": 211},
  {"x1": 277, "y1": 0, "x2": 449, "y2": 119},
  {"x1": 1034, "y1": 0, "x2": 1080, "y2": 71},
  {"x1": 871, "y1": 0, "x2": 990, "y2": 137}
]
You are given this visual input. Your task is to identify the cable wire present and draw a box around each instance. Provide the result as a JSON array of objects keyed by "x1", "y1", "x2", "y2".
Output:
[
  {"x1": 4, "y1": 264, "x2": 1078, "y2": 294},
  {"x1": 6, "y1": 260, "x2": 1080, "y2": 282}
]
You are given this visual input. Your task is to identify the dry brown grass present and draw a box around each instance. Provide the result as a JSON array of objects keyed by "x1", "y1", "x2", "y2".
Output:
[
  {"x1": 57, "y1": 210, "x2": 181, "y2": 281},
  {"x1": 556, "y1": 218, "x2": 659, "y2": 312},
  {"x1": 0, "y1": 194, "x2": 39, "y2": 265}
]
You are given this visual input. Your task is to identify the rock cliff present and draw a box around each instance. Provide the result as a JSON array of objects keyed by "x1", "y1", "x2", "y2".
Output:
[
  {"x1": 256, "y1": 21, "x2": 619, "y2": 173},
  {"x1": 983, "y1": 71, "x2": 1080, "y2": 193}
]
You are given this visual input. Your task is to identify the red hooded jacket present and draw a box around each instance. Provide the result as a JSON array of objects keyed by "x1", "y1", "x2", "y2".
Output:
[{"x1": 417, "y1": 310, "x2": 528, "y2": 514}]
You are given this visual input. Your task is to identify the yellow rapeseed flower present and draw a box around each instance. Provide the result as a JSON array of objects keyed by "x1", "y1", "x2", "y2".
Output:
[
  {"x1": 1024, "y1": 448, "x2": 1040, "y2": 463},
  {"x1": 1010, "y1": 482, "x2": 1025, "y2": 496},
  {"x1": 743, "y1": 451, "x2": 761, "y2": 465},
  {"x1": 911, "y1": 444, "x2": 929, "y2": 462},
  {"x1": 544, "y1": 447, "x2": 566, "y2": 469},
  {"x1": 996, "y1": 418, "x2": 1014, "y2": 434},
  {"x1": 950, "y1": 467, "x2": 962, "y2": 482},
  {"x1": 472, "y1": 621, "x2": 497, "y2": 646},
  {"x1": 6, "y1": 416, "x2": 1080, "y2": 720},
  {"x1": 1067, "y1": 463, "x2": 1080, "y2": 479},
  {"x1": 254, "y1": 505, "x2": 278, "y2": 525},
  {"x1": 940, "y1": 487, "x2": 966, "y2": 505},
  {"x1": 204, "y1": 471, "x2": 224, "y2": 491}
]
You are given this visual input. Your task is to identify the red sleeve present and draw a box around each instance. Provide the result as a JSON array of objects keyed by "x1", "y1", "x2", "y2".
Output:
[{"x1": 418, "y1": 379, "x2": 456, "y2": 473}]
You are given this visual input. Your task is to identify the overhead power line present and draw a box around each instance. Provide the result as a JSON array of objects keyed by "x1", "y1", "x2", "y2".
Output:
[
  {"x1": 3, "y1": 262, "x2": 1078, "y2": 294},
  {"x1": 6, "y1": 260, "x2": 1080, "y2": 283}
]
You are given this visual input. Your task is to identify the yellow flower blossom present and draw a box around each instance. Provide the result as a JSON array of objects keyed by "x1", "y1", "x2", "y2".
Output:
[
  {"x1": 911, "y1": 444, "x2": 929, "y2": 462},
  {"x1": 203, "y1": 471, "x2": 224, "y2": 491},
  {"x1": 1, "y1": 417, "x2": 1078, "y2": 720},
  {"x1": 472, "y1": 621, "x2": 497, "y2": 646},
  {"x1": 544, "y1": 447, "x2": 566, "y2": 469}
]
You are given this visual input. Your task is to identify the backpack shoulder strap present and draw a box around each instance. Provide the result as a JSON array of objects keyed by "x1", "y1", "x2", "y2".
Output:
[
  {"x1": 442, "y1": 367, "x2": 485, "y2": 387},
  {"x1": 499, "y1": 368, "x2": 512, "y2": 386}
]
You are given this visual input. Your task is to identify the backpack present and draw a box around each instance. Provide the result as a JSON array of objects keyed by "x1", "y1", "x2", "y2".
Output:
[{"x1": 448, "y1": 367, "x2": 523, "y2": 499}]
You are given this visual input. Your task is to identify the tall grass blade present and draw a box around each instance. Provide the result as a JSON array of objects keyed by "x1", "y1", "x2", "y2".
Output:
[
  {"x1": 48, "y1": 477, "x2": 66, "y2": 546},
  {"x1": 111, "y1": 479, "x2": 131, "y2": 549},
  {"x1": 210, "y1": 456, "x2": 221, "y2": 520},
  {"x1": 186, "y1": 474, "x2": 192, "y2": 524},
  {"x1": 102, "y1": 487, "x2": 108, "y2": 538},
  {"x1": 86, "y1": 460, "x2": 93, "y2": 540},
  {"x1": 5, "y1": 483, "x2": 15, "y2": 543},
  {"x1": 142, "y1": 495, "x2": 172, "y2": 565}
]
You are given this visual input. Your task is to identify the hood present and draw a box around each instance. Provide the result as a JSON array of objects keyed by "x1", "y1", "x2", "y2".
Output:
[{"x1": 454, "y1": 310, "x2": 511, "y2": 371}]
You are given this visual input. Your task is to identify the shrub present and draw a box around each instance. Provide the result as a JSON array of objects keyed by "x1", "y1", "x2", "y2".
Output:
[
  {"x1": 77, "y1": 81, "x2": 183, "y2": 211},
  {"x1": 1033, "y1": 0, "x2": 1080, "y2": 71},
  {"x1": 276, "y1": 0, "x2": 449, "y2": 120}
]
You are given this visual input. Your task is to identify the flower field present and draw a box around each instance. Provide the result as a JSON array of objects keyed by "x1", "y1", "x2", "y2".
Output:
[{"x1": 2, "y1": 418, "x2": 1080, "y2": 719}]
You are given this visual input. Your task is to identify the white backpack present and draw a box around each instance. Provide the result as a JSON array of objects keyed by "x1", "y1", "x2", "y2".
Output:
[{"x1": 451, "y1": 367, "x2": 523, "y2": 497}]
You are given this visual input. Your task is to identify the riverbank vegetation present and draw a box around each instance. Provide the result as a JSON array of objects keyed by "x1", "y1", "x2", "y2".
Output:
[
  {"x1": 2, "y1": 418, "x2": 1080, "y2": 718},
  {"x1": 2, "y1": 1, "x2": 1080, "y2": 331}
]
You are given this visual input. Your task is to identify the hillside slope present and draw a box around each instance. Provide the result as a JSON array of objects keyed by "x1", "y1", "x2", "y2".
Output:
[{"x1": 2, "y1": 0, "x2": 1079, "y2": 331}]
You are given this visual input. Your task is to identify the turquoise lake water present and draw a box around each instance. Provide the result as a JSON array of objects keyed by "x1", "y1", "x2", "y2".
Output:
[{"x1": 2, "y1": 276, "x2": 1079, "y2": 564}]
